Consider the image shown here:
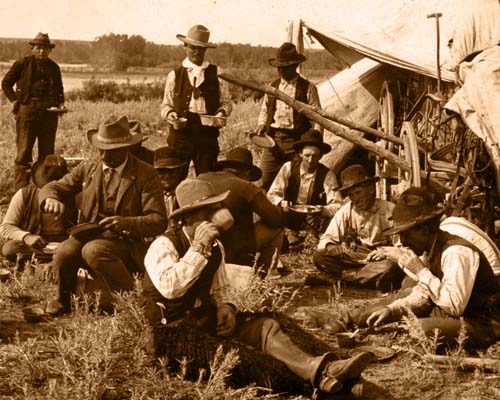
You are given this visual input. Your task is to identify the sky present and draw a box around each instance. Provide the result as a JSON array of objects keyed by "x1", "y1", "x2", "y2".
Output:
[{"x1": 0, "y1": 0, "x2": 334, "y2": 46}]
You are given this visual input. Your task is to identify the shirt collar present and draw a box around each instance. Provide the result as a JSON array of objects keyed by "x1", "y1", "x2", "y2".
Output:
[
  {"x1": 280, "y1": 76, "x2": 298, "y2": 86},
  {"x1": 182, "y1": 57, "x2": 209, "y2": 71}
]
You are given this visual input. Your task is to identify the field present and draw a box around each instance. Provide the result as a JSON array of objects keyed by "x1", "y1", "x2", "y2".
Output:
[{"x1": 0, "y1": 99, "x2": 500, "y2": 399}]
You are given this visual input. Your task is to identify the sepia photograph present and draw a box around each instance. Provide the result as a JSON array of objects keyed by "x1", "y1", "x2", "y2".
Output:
[{"x1": 0, "y1": 0, "x2": 499, "y2": 398}]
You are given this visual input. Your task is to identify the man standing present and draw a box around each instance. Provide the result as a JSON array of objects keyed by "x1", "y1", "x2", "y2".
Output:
[
  {"x1": 142, "y1": 178, "x2": 371, "y2": 396},
  {"x1": 325, "y1": 187, "x2": 500, "y2": 350},
  {"x1": 267, "y1": 129, "x2": 341, "y2": 247},
  {"x1": 311, "y1": 164, "x2": 403, "y2": 291},
  {"x1": 41, "y1": 115, "x2": 167, "y2": 315},
  {"x1": 161, "y1": 24, "x2": 232, "y2": 179},
  {"x1": 2, "y1": 33, "x2": 64, "y2": 190},
  {"x1": 198, "y1": 147, "x2": 285, "y2": 273},
  {"x1": 256, "y1": 42, "x2": 321, "y2": 191}
]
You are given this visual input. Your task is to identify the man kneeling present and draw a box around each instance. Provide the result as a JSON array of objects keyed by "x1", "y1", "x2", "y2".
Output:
[{"x1": 142, "y1": 179, "x2": 371, "y2": 395}]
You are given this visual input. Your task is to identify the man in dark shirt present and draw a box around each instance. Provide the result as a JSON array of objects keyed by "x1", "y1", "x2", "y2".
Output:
[
  {"x1": 198, "y1": 147, "x2": 285, "y2": 274},
  {"x1": 2, "y1": 33, "x2": 64, "y2": 190}
]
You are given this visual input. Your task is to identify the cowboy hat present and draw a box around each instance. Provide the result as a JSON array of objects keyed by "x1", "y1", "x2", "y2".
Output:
[
  {"x1": 217, "y1": 147, "x2": 262, "y2": 182},
  {"x1": 29, "y1": 32, "x2": 55, "y2": 48},
  {"x1": 31, "y1": 155, "x2": 68, "y2": 188},
  {"x1": 153, "y1": 146, "x2": 188, "y2": 169},
  {"x1": 86, "y1": 115, "x2": 142, "y2": 150},
  {"x1": 335, "y1": 164, "x2": 379, "y2": 192},
  {"x1": 269, "y1": 42, "x2": 306, "y2": 67},
  {"x1": 169, "y1": 179, "x2": 229, "y2": 219},
  {"x1": 384, "y1": 187, "x2": 444, "y2": 236},
  {"x1": 293, "y1": 129, "x2": 331, "y2": 155},
  {"x1": 176, "y1": 25, "x2": 217, "y2": 48}
]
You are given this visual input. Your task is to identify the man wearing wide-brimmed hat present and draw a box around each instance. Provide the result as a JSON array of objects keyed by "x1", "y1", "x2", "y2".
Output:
[
  {"x1": 256, "y1": 42, "x2": 322, "y2": 191},
  {"x1": 160, "y1": 24, "x2": 232, "y2": 180},
  {"x1": 197, "y1": 147, "x2": 285, "y2": 274},
  {"x1": 320, "y1": 187, "x2": 500, "y2": 350},
  {"x1": 310, "y1": 164, "x2": 404, "y2": 291},
  {"x1": 142, "y1": 178, "x2": 371, "y2": 396},
  {"x1": 0, "y1": 155, "x2": 76, "y2": 263},
  {"x1": 2, "y1": 32, "x2": 64, "y2": 191},
  {"x1": 267, "y1": 129, "x2": 342, "y2": 248},
  {"x1": 40, "y1": 115, "x2": 167, "y2": 315}
]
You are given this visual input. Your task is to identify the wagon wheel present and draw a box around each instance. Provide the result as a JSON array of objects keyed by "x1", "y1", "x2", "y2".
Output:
[{"x1": 375, "y1": 81, "x2": 395, "y2": 200}]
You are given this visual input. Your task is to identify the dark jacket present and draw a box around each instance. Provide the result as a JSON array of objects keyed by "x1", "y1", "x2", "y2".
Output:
[
  {"x1": 1, "y1": 55, "x2": 64, "y2": 106},
  {"x1": 198, "y1": 170, "x2": 285, "y2": 265}
]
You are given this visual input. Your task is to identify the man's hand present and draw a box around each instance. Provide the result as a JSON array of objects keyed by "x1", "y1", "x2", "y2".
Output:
[
  {"x1": 23, "y1": 234, "x2": 46, "y2": 250},
  {"x1": 167, "y1": 111, "x2": 179, "y2": 120},
  {"x1": 365, "y1": 248, "x2": 387, "y2": 262},
  {"x1": 43, "y1": 198, "x2": 65, "y2": 216},
  {"x1": 214, "y1": 111, "x2": 227, "y2": 128},
  {"x1": 216, "y1": 304, "x2": 237, "y2": 337},
  {"x1": 256, "y1": 124, "x2": 267, "y2": 136},
  {"x1": 373, "y1": 246, "x2": 406, "y2": 263},
  {"x1": 398, "y1": 250, "x2": 426, "y2": 277},
  {"x1": 192, "y1": 221, "x2": 220, "y2": 250},
  {"x1": 366, "y1": 307, "x2": 392, "y2": 328},
  {"x1": 99, "y1": 216, "x2": 130, "y2": 236}
]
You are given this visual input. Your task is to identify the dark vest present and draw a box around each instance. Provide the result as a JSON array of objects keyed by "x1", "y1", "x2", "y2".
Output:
[
  {"x1": 284, "y1": 160, "x2": 329, "y2": 205},
  {"x1": 429, "y1": 231, "x2": 498, "y2": 317},
  {"x1": 266, "y1": 76, "x2": 311, "y2": 135},
  {"x1": 142, "y1": 228, "x2": 222, "y2": 325},
  {"x1": 172, "y1": 65, "x2": 220, "y2": 117}
]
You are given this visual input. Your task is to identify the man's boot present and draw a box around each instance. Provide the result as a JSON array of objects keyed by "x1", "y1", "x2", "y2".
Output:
[
  {"x1": 13, "y1": 163, "x2": 30, "y2": 191},
  {"x1": 261, "y1": 319, "x2": 371, "y2": 394}
]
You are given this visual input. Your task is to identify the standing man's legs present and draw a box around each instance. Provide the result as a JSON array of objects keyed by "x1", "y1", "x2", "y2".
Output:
[
  {"x1": 37, "y1": 111, "x2": 58, "y2": 161},
  {"x1": 191, "y1": 126, "x2": 219, "y2": 175},
  {"x1": 14, "y1": 105, "x2": 38, "y2": 190}
]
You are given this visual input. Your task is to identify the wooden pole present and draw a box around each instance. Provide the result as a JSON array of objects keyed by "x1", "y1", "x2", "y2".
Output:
[
  {"x1": 423, "y1": 354, "x2": 500, "y2": 372},
  {"x1": 219, "y1": 73, "x2": 410, "y2": 172}
]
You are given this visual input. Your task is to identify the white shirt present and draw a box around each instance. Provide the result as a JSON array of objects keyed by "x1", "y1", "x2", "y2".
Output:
[
  {"x1": 144, "y1": 228, "x2": 234, "y2": 308},
  {"x1": 387, "y1": 240, "x2": 480, "y2": 317},
  {"x1": 160, "y1": 58, "x2": 233, "y2": 119},
  {"x1": 267, "y1": 160, "x2": 342, "y2": 218}
]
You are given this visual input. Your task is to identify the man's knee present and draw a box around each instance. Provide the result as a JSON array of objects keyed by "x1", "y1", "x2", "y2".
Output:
[
  {"x1": 312, "y1": 249, "x2": 339, "y2": 273},
  {"x1": 260, "y1": 318, "x2": 281, "y2": 349},
  {"x1": 2, "y1": 240, "x2": 26, "y2": 261},
  {"x1": 53, "y1": 238, "x2": 82, "y2": 266},
  {"x1": 81, "y1": 239, "x2": 113, "y2": 264}
]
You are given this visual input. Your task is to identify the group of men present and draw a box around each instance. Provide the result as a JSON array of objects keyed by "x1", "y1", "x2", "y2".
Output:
[{"x1": 1, "y1": 25, "x2": 499, "y2": 397}]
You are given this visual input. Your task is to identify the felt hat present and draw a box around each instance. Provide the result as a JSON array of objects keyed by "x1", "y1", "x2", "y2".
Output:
[
  {"x1": 86, "y1": 115, "x2": 142, "y2": 150},
  {"x1": 335, "y1": 164, "x2": 379, "y2": 192},
  {"x1": 384, "y1": 187, "x2": 444, "y2": 236},
  {"x1": 169, "y1": 179, "x2": 229, "y2": 219},
  {"x1": 29, "y1": 32, "x2": 55, "y2": 48},
  {"x1": 293, "y1": 129, "x2": 331, "y2": 155},
  {"x1": 217, "y1": 147, "x2": 262, "y2": 182},
  {"x1": 31, "y1": 155, "x2": 68, "y2": 188},
  {"x1": 269, "y1": 42, "x2": 306, "y2": 67},
  {"x1": 176, "y1": 25, "x2": 217, "y2": 48},
  {"x1": 153, "y1": 146, "x2": 188, "y2": 169}
]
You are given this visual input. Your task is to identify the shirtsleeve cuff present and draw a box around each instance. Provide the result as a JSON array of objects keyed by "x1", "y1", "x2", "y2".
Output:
[{"x1": 184, "y1": 247, "x2": 209, "y2": 265}]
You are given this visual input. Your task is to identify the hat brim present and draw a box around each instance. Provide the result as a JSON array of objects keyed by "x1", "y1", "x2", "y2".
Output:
[
  {"x1": 268, "y1": 54, "x2": 306, "y2": 67},
  {"x1": 29, "y1": 41, "x2": 55, "y2": 48},
  {"x1": 155, "y1": 161, "x2": 188, "y2": 170},
  {"x1": 383, "y1": 210, "x2": 444, "y2": 236},
  {"x1": 335, "y1": 177, "x2": 379, "y2": 192},
  {"x1": 169, "y1": 189, "x2": 230, "y2": 219},
  {"x1": 85, "y1": 120, "x2": 143, "y2": 150},
  {"x1": 217, "y1": 160, "x2": 262, "y2": 182},
  {"x1": 176, "y1": 34, "x2": 217, "y2": 48},
  {"x1": 293, "y1": 140, "x2": 331, "y2": 155}
]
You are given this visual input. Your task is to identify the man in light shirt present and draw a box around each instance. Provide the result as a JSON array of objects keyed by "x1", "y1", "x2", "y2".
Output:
[
  {"x1": 160, "y1": 25, "x2": 232, "y2": 179},
  {"x1": 311, "y1": 164, "x2": 403, "y2": 291},
  {"x1": 324, "y1": 187, "x2": 500, "y2": 350},
  {"x1": 142, "y1": 178, "x2": 371, "y2": 396},
  {"x1": 267, "y1": 129, "x2": 341, "y2": 248},
  {"x1": 255, "y1": 42, "x2": 321, "y2": 191}
]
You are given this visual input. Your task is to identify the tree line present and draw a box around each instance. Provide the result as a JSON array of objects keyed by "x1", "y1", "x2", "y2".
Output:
[{"x1": 0, "y1": 34, "x2": 336, "y2": 72}]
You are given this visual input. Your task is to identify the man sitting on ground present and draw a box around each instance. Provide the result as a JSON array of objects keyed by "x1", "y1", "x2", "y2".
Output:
[
  {"x1": 310, "y1": 164, "x2": 404, "y2": 291},
  {"x1": 267, "y1": 129, "x2": 341, "y2": 249},
  {"x1": 198, "y1": 147, "x2": 285, "y2": 274},
  {"x1": 0, "y1": 155, "x2": 75, "y2": 263},
  {"x1": 40, "y1": 115, "x2": 167, "y2": 315},
  {"x1": 142, "y1": 178, "x2": 371, "y2": 396},
  {"x1": 322, "y1": 187, "x2": 500, "y2": 350}
]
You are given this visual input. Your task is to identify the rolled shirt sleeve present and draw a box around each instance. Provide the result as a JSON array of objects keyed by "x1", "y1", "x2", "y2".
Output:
[
  {"x1": 160, "y1": 70, "x2": 176, "y2": 120},
  {"x1": 0, "y1": 189, "x2": 31, "y2": 242},
  {"x1": 267, "y1": 162, "x2": 291, "y2": 206}
]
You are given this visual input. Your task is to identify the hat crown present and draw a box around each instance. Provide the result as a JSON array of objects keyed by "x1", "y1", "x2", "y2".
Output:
[
  {"x1": 187, "y1": 25, "x2": 210, "y2": 43},
  {"x1": 30, "y1": 32, "x2": 54, "y2": 48},
  {"x1": 340, "y1": 165, "x2": 371, "y2": 188},
  {"x1": 175, "y1": 179, "x2": 217, "y2": 210},
  {"x1": 392, "y1": 187, "x2": 440, "y2": 225},
  {"x1": 32, "y1": 154, "x2": 68, "y2": 188},
  {"x1": 225, "y1": 147, "x2": 254, "y2": 168},
  {"x1": 96, "y1": 116, "x2": 136, "y2": 145},
  {"x1": 154, "y1": 146, "x2": 185, "y2": 169},
  {"x1": 298, "y1": 129, "x2": 323, "y2": 147}
]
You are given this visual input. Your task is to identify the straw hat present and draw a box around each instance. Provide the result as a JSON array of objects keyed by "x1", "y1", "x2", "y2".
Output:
[
  {"x1": 293, "y1": 129, "x2": 331, "y2": 155},
  {"x1": 269, "y1": 42, "x2": 306, "y2": 67},
  {"x1": 169, "y1": 179, "x2": 229, "y2": 219},
  {"x1": 217, "y1": 147, "x2": 262, "y2": 181},
  {"x1": 176, "y1": 25, "x2": 217, "y2": 48},
  {"x1": 29, "y1": 32, "x2": 55, "y2": 48},
  {"x1": 384, "y1": 187, "x2": 444, "y2": 236},
  {"x1": 86, "y1": 115, "x2": 142, "y2": 150}
]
